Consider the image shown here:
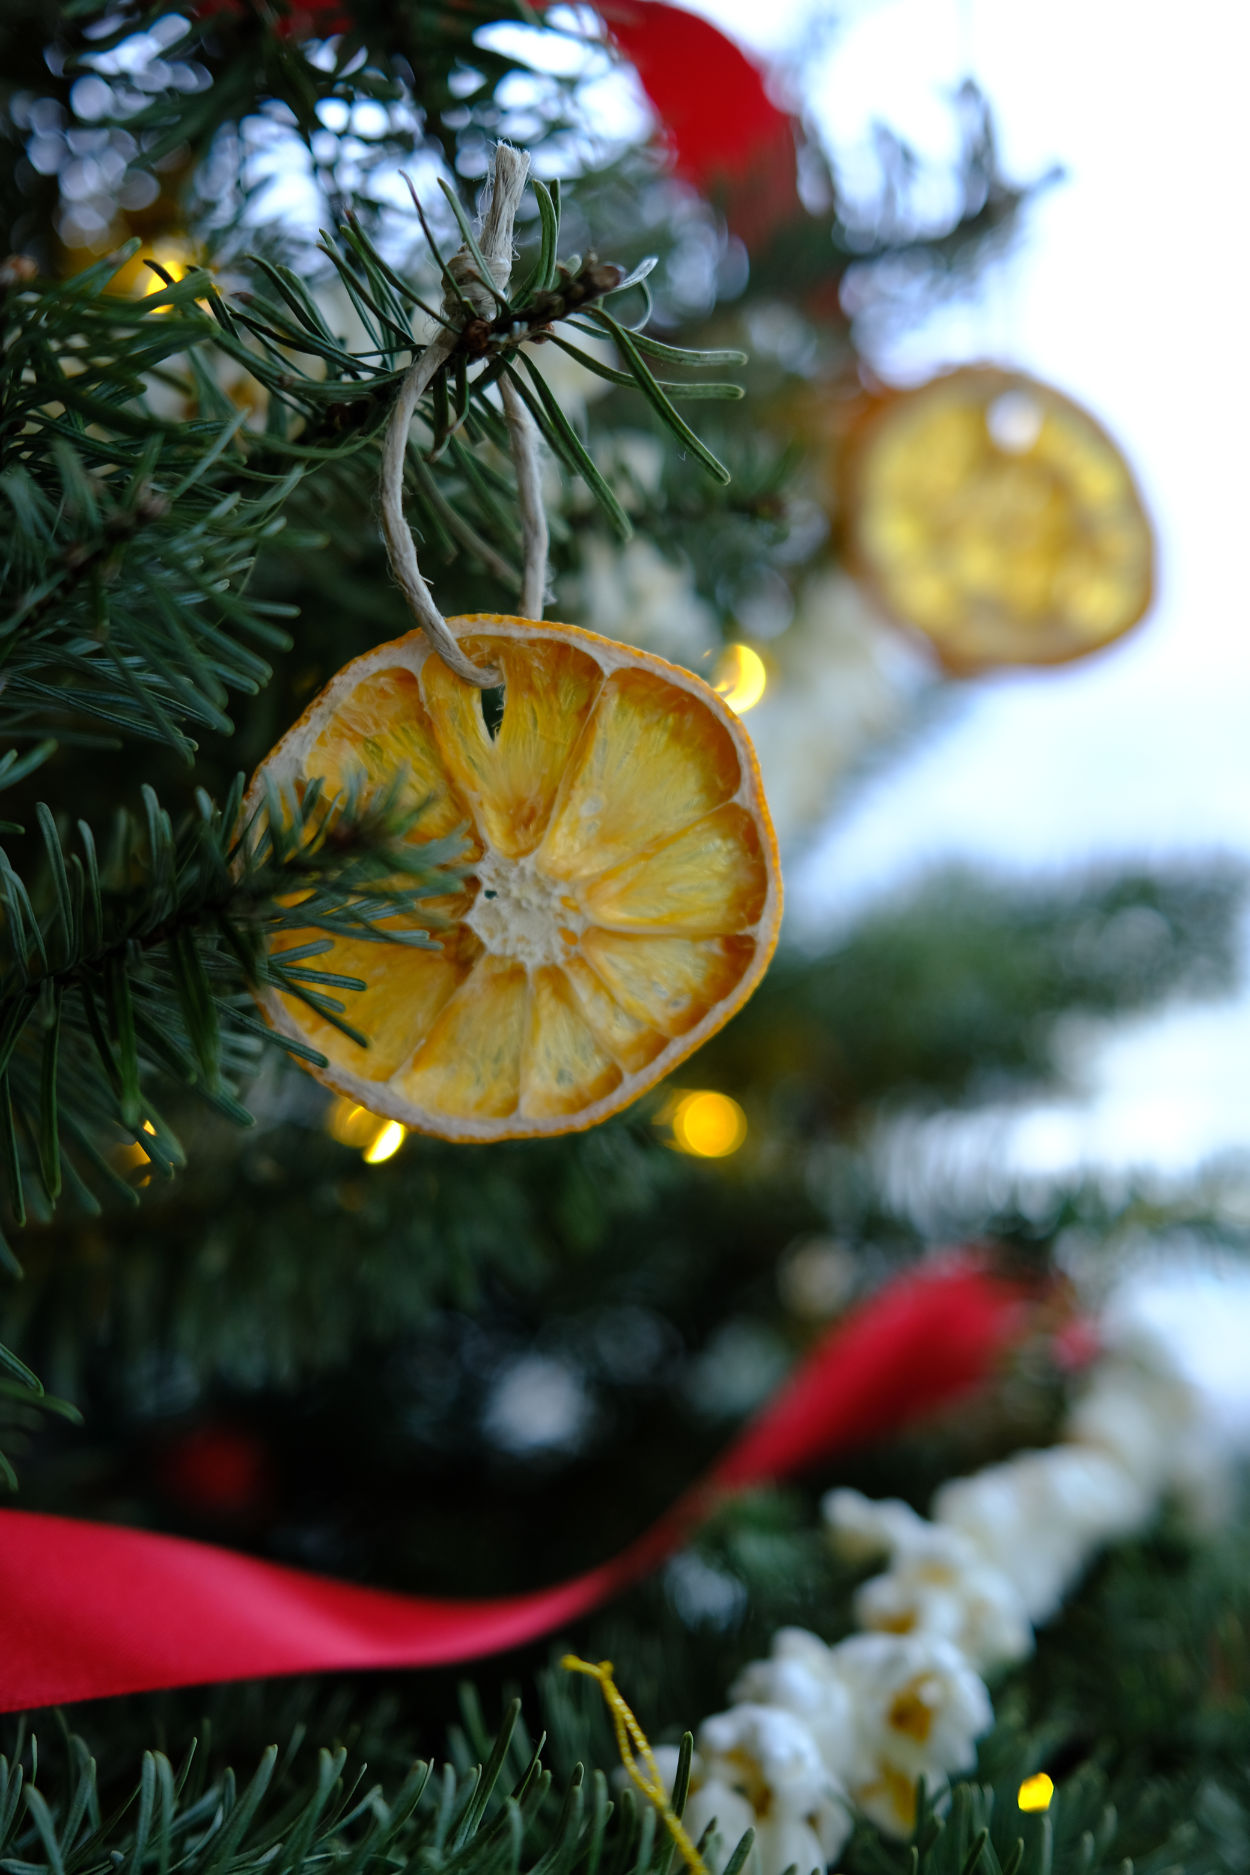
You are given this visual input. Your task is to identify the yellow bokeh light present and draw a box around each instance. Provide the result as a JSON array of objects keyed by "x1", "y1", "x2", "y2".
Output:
[
  {"x1": 105, "y1": 236, "x2": 201, "y2": 305},
  {"x1": 670, "y1": 1090, "x2": 747, "y2": 1158},
  {"x1": 1017, "y1": 1773, "x2": 1054, "y2": 1813},
  {"x1": 112, "y1": 1117, "x2": 159, "y2": 1173},
  {"x1": 713, "y1": 643, "x2": 766, "y2": 715},
  {"x1": 326, "y1": 1097, "x2": 407, "y2": 1164},
  {"x1": 326, "y1": 1098, "x2": 377, "y2": 1148},
  {"x1": 141, "y1": 239, "x2": 195, "y2": 289},
  {"x1": 112, "y1": 1117, "x2": 161, "y2": 1183},
  {"x1": 363, "y1": 1119, "x2": 407, "y2": 1165}
]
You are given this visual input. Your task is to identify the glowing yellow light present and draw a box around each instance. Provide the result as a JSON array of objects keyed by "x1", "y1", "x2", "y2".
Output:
[
  {"x1": 713, "y1": 643, "x2": 767, "y2": 715},
  {"x1": 326, "y1": 1097, "x2": 406, "y2": 1163},
  {"x1": 363, "y1": 1119, "x2": 407, "y2": 1165},
  {"x1": 1017, "y1": 1774, "x2": 1054, "y2": 1813},
  {"x1": 105, "y1": 236, "x2": 202, "y2": 305},
  {"x1": 113, "y1": 1117, "x2": 159, "y2": 1173},
  {"x1": 670, "y1": 1090, "x2": 747, "y2": 1158},
  {"x1": 139, "y1": 238, "x2": 196, "y2": 295},
  {"x1": 326, "y1": 1097, "x2": 377, "y2": 1148}
]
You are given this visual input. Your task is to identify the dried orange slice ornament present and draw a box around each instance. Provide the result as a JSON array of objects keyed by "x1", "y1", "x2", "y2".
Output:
[
  {"x1": 842, "y1": 367, "x2": 1154, "y2": 672},
  {"x1": 248, "y1": 615, "x2": 782, "y2": 1142}
]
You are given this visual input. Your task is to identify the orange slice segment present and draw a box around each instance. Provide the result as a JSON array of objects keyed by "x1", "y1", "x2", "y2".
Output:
[
  {"x1": 580, "y1": 928, "x2": 758, "y2": 1037},
  {"x1": 583, "y1": 803, "x2": 770, "y2": 935},
  {"x1": 420, "y1": 634, "x2": 602, "y2": 858},
  {"x1": 560, "y1": 953, "x2": 668, "y2": 1074},
  {"x1": 522, "y1": 966, "x2": 624, "y2": 1119},
  {"x1": 246, "y1": 615, "x2": 782, "y2": 1142},
  {"x1": 538, "y1": 667, "x2": 743, "y2": 882},
  {"x1": 392, "y1": 953, "x2": 529, "y2": 1120},
  {"x1": 305, "y1": 666, "x2": 471, "y2": 847},
  {"x1": 270, "y1": 928, "x2": 476, "y2": 1081},
  {"x1": 842, "y1": 366, "x2": 1154, "y2": 671}
]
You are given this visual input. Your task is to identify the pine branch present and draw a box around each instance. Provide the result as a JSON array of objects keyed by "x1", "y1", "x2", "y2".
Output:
[
  {"x1": 0, "y1": 773, "x2": 468, "y2": 1235},
  {"x1": 64, "y1": 0, "x2": 548, "y2": 193},
  {"x1": 2, "y1": 174, "x2": 746, "y2": 762},
  {"x1": 825, "y1": 83, "x2": 1058, "y2": 310},
  {"x1": 0, "y1": 767, "x2": 467, "y2": 1475},
  {"x1": 1, "y1": 261, "x2": 308, "y2": 759},
  {"x1": 0, "y1": 1703, "x2": 716, "y2": 1875},
  {"x1": 197, "y1": 187, "x2": 746, "y2": 545},
  {"x1": 3, "y1": 1562, "x2": 1243, "y2": 1875},
  {"x1": 699, "y1": 865, "x2": 1247, "y2": 1132}
]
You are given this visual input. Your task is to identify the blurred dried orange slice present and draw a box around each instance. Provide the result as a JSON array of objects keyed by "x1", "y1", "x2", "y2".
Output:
[
  {"x1": 248, "y1": 615, "x2": 782, "y2": 1141},
  {"x1": 842, "y1": 367, "x2": 1154, "y2": 671}
]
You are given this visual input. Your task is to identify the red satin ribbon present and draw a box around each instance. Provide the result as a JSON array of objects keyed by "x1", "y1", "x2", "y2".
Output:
[
  {"x1": 0, "y1": 1258, "x2": 1028, "y2": 1713},
  {"x1": 596, "y1": 1, "x2": 802, "y2": 248}
]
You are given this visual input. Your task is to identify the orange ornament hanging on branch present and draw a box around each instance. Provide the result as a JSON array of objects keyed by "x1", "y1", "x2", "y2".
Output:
[
  {"x1": 840, "y1": 366, "x2": 1155, "y2": 673},
  {"x1": 248, "y1": 146, "x2": 780, "y2": 1141},
  {"x1": 247, "y1": 617, "x2": 781, "y2": 1142}
]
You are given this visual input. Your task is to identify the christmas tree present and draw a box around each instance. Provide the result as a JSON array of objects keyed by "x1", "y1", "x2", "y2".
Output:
[{"x1": 2, "y1": 7, "x2": 1248, "y2": 1875}]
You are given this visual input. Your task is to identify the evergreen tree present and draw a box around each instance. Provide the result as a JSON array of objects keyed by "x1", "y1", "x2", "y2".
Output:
[{"x1": 1, "y1": 7, "x2": 1246, "y2": 1875}]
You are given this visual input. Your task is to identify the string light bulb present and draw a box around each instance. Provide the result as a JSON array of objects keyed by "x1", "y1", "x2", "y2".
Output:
[
  {"x1": 363, "y1": 1120, "x2": 407, "y2": 1165},
  {"x1": 669, "y1": 1090, "x2": 747, "y2": 1158},
  {"x1": 326, "y1": 1097, "x2": 407, "y2": 1164},
  {"x1": 112, "y1": 1118, "x2": 159, "y2": 1179},
  {"x1": 105, "y1": 236, "x2": 200, "y2": 304},
  {"x1": 713, "y1": 642, "x2": 767, "y2": 715},
  {"x1": 1017, "y1": 1773, "x2": 1054, "y2": 1813},
  {"x1": 140, "y1": 238, "x2": 195, "y2": 290},
  {"x1": 326, "y1": 1098, "x2": 376, "y2": 1148}
]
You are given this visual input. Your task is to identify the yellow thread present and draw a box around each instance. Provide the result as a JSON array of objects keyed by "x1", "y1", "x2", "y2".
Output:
[{"x1": 562, "y1": 1656, "x2": 709, "y2": 1875}]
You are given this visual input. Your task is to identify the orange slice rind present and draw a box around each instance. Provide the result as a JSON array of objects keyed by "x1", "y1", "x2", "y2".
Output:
[
  {"x1": 842, "y1": 366, "x2": 1155, "y2": 672},
  {"x1": 246, "y1": 615, "x2": 783, "y2": 1142}
]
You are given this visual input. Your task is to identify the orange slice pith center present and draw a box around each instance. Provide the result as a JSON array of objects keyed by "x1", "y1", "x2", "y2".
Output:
[{"x1": 261, "y1": 618, "x2": 781, "y2": 1140}]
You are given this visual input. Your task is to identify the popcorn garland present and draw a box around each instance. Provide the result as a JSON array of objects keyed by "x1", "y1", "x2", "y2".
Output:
[{"x1": 656, "y1": 1311, "x2": 1226, "y2": 1873}]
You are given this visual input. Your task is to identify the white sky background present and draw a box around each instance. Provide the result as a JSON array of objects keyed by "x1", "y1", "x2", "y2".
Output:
[{"x1": 658, "y1": 0, "x2": 1250, "y2": 1187}]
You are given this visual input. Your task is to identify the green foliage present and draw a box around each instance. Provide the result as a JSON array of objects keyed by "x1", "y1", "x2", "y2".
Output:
[
  {"x1": 5, "y1": 1, "x2": 547, "y2": 253},
  {"x1": 0, "y1": 769, "x2": 465, "y2": 1468},
  {"x1": 0, "y1": 1702, "x2": 716, "y2": 1875},
  {"x1": 2, "y1": 1107, "x2": 691, "y2": 1397},
  {"x1": 1, "y1": 262, "x2": 305, "y2": 759},
  {"x1": 1, "y1": 192, "x2": 741, "y2": 783},
  {"x1": 1018, "y1": 1516, "x2": 1250, "y2": 1774},
  {"x1": 0, "y1": 124, "x2": 756, "y2": 1309},
  {"x1": 704, "y1": 866, "x2": 1245, "y2": 1128},
  {"x1": 3, "y1": 860, "x2": 1242, "y2": 1472},
  {"x1": 0, "y1": 772, "x2": 466, "y2": 1228},
  {"x1": 199, "y1": 182, "x2": 744, "y2": 543}
]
